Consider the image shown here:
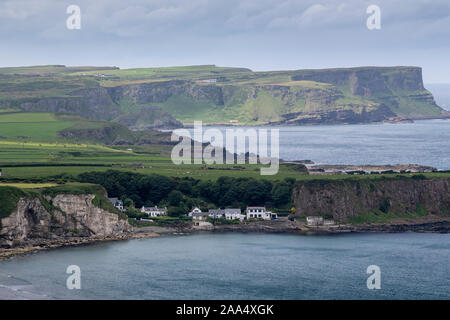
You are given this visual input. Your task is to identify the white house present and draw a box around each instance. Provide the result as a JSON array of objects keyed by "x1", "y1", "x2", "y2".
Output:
[
  {"x1": 306, "y1": 216, "x2": 324, "y2": 226},
  {"x1": 188, "y1": 207, "x2": 202, "y2": 217},
  {"x1": 246, "y1": 206, "x2": 277, "y2": 220},
  {"x1": 208, "y1": 209, "x2": 225, "y2": 219},
  {"x1": 141, "y1": 206, "x2": 167, "y2": 217},
  {"x1": 192, "y1": 212, "x2": 209, "y2": 221},
  {"x1": 224, "y1": 208, "x2": 245, "y2": 221},
  {"x1": 108, "y1": 198, "x2": 124, "y2": 211},
  {"x1": 189, "y1": 207, "x2": 209, "y2": 220}
]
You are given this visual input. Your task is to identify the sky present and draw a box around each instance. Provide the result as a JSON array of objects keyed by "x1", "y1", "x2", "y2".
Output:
[{"x1": 1, "y1": 0, "x2": 450, "y2": 83}]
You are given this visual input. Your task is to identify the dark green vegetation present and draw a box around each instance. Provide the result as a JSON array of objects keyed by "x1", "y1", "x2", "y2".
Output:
[
  {"x1": 346, "y1": 207, "x2": 429, "y2": 224},
  {"x1": 0, "y1": 65, "x2": 447, "y2": 127},
  {"x1": 77, "y1": 170, "x2": 296, "y2": 214},
  {"x1": 0, "y1": 186, "x2": 27, "y2": 222},
  {"x1": 2, "y1": 173, "x2": 449, "y2": 228}
]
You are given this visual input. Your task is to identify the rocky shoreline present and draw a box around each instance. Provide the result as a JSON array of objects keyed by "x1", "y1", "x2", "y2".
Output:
[
  {"x1": 3, "y1": 217, "x2": 449, "y2": 262},
  {"x1": 0, "y1": 232, "x2": 153, "y2": 261},
  {"x1": 0, "y1": 225, "x2": 180, "y2": 261},
  {"x1": 208, "y1": 216, "x2": 450, "y2": 234}
]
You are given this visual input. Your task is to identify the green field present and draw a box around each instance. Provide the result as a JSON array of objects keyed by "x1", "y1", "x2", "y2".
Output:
[
  {"x1": 0, "y1": 112, "x2": 171, "y2": 145},
  {"x1": 0, "y1": 111, "x2": 305, "y2": 181},
  {"x1": 0, "y1": 182, "x2": 58, "y2": 188},
  {"x1": 1, "y1": 138, "x2": 448, "y2": 182},
  {"x1": 0, "y1": 145, "x2": 303, "y2": 181},
  {"x1": 0, "y1": 113, "x2": 76, "y2": 141}
]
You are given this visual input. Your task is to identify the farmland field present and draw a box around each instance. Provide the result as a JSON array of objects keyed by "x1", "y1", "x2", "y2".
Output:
[
  {"x1": 0, "y1": 138, "x2": 305, "y2": 181},
  {"x1": 1, "y1": 111, "x2": 448, "y2": 183},
  {"x1": 0, "y1": 113, "x2": 75, "y2": 141},
  {"x1": 0, "y1": 183, "x2": 57, "y2": 188}
]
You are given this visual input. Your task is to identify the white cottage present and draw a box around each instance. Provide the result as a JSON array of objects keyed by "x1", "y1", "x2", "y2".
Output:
[
  {"x1": 192, "y1": 212, "x2": 209, "y2": 221},
  {"x1": 224, "y1": 208, "x2": 245, "y2": 221},
  {"x1": 189, "y1": 207, "x2": 209, "y2": 220},
  {"x1": 188, "y1": 207, "x2": 202, "y2": 217},
  {"x1": 246, "y1": 206, "x2": 277, "y2": 220},
  {"x1": 141, "y1": 206, "x2": 167, "y2": 217},
  {"x1": 208, "y1": 209, "x2": 225, "y2": 219}
]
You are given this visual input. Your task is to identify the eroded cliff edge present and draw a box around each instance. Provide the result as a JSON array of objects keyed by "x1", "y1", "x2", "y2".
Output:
[
  {"x1": 293, "y1": 176, "x2": 450, "y2": 223},
  {"x1": 0, "y1": 185, "x2": 132, "y2": 250},
  {"x1": 1, "y1": 65, "x2": 447, "y2": 126}
]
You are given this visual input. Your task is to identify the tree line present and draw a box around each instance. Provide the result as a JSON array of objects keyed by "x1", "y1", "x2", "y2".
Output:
[{"x1": 77, "y1": 170, "x2": 295, "y2": 216}]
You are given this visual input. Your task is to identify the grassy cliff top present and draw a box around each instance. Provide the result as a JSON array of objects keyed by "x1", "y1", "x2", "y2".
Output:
[{"x1": 0, "y1": 182, "x2": 126, "y2": 222}]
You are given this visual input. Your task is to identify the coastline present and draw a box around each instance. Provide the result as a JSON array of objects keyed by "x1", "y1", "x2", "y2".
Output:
[
  {"x1": 1, "y1": 216, "x2": 449, "y2": 262},
  {"x1": 0, "y1": 227, "x2": 167, "y2": 261},
  {"x1": 178, "y1": 116, "x2": 450, "y2": 129}
]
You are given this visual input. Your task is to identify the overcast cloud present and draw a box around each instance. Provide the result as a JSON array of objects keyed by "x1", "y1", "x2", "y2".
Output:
[{"x1": 0, "y1": 0, "x2": 449, "y2": 82}]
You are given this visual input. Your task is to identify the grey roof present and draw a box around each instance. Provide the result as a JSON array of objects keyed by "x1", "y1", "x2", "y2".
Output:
[
  {"x1": 224, "y1": 208, "x2": 241, "y2": 214},
  {"x1": 192, "y1": 212, "x2": 209, "y2": 216},
  {"x1": 143, "y1": 206, "x2": 166, "y2": 210},
  {"x1": 209, "y1": 209, "x2": 225, "y2": 215},
  {"x1": 108, "y1": 198, "x2": 122, "y2": 204}
]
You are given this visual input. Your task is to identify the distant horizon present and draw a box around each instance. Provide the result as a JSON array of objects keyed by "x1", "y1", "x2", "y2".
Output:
[{"x1": 2, "y1": 63, "x2": 450, "y2": 84}]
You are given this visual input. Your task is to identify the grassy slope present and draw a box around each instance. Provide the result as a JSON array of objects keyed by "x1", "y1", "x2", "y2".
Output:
[
  {"x1": 0, "y1": 113, "x2": 75, "y2": 141},
  {"x1": 0, "y1": 112, "x2": 170, "y2": 145},
  {"x1": 0, "y1": 113, "x2": 299, "y2": 181}
]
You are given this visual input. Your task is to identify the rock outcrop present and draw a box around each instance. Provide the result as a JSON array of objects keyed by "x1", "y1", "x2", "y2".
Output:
[
  {"x1": 293, "y1": 177, "x2": 450, "y2": 222},
  {"x1": 0, "y1": 193, "x2": 131, "y2": 248}
]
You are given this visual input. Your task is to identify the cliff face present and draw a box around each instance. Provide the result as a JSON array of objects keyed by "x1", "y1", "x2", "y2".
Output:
[
  {"x1": 1, "y1": 66, "x2": 447, "y2": 126},
  {"x1": 293, "y1": 178, "x2": 450, "y2": 222},
  {"x1": 0, "y1": 194, "x2": 131, "y2": 247},
  {"x1": 292, "y1": 67, "x2": 425, "y2": 94},
  {"x1": 271, "y1": 104, "x2": 395, "y2": 125}
]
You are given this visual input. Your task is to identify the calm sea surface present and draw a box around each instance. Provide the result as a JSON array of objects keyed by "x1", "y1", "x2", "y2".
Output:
[
  {"x1": 0, "y1": 233, "x2": 449, "y2": 299},
  {"x1": 186, "y1": 119, "x2": 450, "y2": 169}
]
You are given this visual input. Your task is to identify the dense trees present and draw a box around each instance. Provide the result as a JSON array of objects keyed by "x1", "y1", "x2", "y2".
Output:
[
  {"x1": 168, "y1": 190, "x2": 183, "y2": 206},
  {"x1": 167, "y1": 206, "x2": 185, "y2": 217},
  {"x1": 271, "y1": 182, "x2": 292, "y2": 207},
  {"x1": 77, "y1": 170, "x2": 294, "y2": 211}
]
